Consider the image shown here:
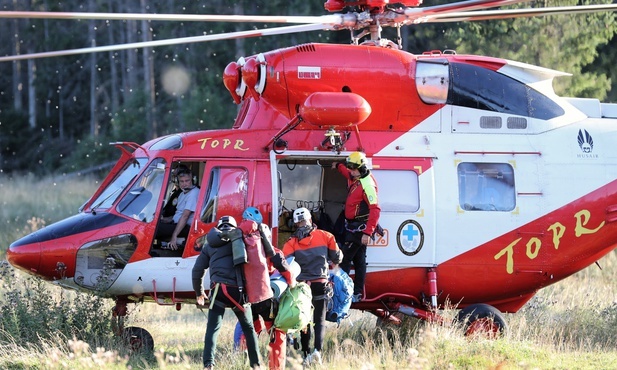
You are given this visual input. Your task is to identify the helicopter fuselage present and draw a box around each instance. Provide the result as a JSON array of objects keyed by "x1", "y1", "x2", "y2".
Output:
[{"x1": 8, "y1": 43, "x2": 617, "y2": 315}]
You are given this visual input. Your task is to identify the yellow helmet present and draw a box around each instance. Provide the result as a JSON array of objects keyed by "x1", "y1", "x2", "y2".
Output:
[{"x1": 345, "y1": 151, "x2": 367, "y2": 170}]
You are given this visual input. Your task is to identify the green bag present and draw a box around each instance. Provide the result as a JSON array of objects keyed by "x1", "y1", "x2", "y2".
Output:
[{"x1": 274, "y1": 282, "x2": 313, "y2": 333}]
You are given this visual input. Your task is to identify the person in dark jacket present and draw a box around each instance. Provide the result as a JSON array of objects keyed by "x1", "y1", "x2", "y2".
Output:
[
  {"x1": 282, "y1": 207, "x2": 343, "y2": 366},
  {"x1": 192, "y1": 215, "x2": 261, "y2": 369}
]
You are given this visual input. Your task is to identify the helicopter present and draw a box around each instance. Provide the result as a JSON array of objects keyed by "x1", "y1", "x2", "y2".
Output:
[{"x1": 5, "y1": 0, "x2": 617, "y2": 351}]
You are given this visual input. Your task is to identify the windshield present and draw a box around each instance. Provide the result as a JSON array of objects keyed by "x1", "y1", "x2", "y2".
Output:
[
  {"x1": 90, "y1": 158, "x2": 148, "y2": 211},
  {"x1": 117, "y1": 158, "x2": 166, "y2": 222}
]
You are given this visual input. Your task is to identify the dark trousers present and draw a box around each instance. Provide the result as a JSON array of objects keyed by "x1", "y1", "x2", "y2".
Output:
[
  {"x1": 301, "y1": 281, "x2": 327, "y2": 356},
  {"x1": 156, "y1": 222, "x2": 189, "y2": 239},
  {"x1": 203, "y1": 284, "x2": 260, "y2": 368},
  {"x1": 340, "y1": 232, "x2": 367, "y2": 296}
]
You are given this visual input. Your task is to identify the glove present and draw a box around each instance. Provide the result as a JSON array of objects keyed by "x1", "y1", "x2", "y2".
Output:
[
  {"x1": 281, "y1": 269, "x2": 296, "y2": 288},
  {"x1": 258, "y1": 223, "x2": 275, "y2": 257}
]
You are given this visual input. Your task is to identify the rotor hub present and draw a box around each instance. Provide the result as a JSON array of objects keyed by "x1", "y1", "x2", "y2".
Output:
[{"x1": 324, "y1": 0, "x2": 423, "y2": 13}]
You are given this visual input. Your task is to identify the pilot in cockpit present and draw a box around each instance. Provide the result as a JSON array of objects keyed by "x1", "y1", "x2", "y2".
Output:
[{"x1": 156, "y1": 166, "x2": 199, "y2": 251}]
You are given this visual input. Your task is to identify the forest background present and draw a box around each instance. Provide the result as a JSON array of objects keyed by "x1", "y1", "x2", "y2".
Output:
[{"x1": 0, "y1": 0, "x2": 616, "y2": 175}]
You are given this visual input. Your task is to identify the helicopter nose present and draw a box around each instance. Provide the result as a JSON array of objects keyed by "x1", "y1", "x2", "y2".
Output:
[{"x1": 7, "y1": 237, "x2": 41, "y2": 275}]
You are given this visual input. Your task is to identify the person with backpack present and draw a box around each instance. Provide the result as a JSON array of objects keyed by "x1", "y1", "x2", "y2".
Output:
[
  {"x1": 192, "y1": 215, "x2": 262, "y2": 370},
  {"x1": 240, "y1": 206, "x2": 296, "y2": 370},
  {"x1": 332, "y1": 151, "x2": 381, "y2": 302},
  {"x1": 282, "y1": 207, "x2": 343, "y2": 366}
]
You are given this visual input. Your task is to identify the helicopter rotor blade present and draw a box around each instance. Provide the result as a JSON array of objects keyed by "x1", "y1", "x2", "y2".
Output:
[
  {"x1": 361, "y1": 0, "x2": 532, "y2": 29},
  {"x1": 0, "y1": 10, "x2": 343, "y2": 25},
  {"x1": 2, "y1": 0, "x2": 615, "y2": 62},
  {"x1": 0, "y1": 0, "x2": 533, "y2": 31},
  {"x1": 0, "y1": 23, "x2": 329, "y2": 63},
  {"x1": 420, "y1": 4, "x2": 617, "y2": 23},
  {"x1": 407, "y1": 0, "x2": 532, "y2": 15}
]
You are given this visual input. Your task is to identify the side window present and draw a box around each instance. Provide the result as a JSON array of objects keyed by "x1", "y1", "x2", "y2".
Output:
[
  {"x1": 448, "y1": 62, "x2": 565, "y2": 120},
  {"x1": 372, "y1": 170, "x2": 419, "y2": 212},
  {"x1": 458, "y1": 162, "x2": 516, "y2": 212},
  {"x1": 117, "y1": 158, "x2": 166, "y2": 222},
  {"x1": 201, "y1": 167, "x2": 248, "y2": 223}
]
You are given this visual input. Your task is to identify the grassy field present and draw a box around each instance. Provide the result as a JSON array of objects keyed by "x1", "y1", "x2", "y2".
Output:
[{"x1": 2, "y1": 175, "x2": 617, "y2": 369}]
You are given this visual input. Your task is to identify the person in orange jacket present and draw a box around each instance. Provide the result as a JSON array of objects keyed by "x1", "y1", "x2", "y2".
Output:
[{"x1": 283, "y1": 207, "x2": 343, "y2": 366}]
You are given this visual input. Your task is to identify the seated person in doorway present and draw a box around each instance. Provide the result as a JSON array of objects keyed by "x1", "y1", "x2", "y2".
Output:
[
  {"x1": 161, "y1": 165, "x2": 189, "y2": 218},
  {"x1": 156, "y1": 167, "x2": 199, "y2": 250}
]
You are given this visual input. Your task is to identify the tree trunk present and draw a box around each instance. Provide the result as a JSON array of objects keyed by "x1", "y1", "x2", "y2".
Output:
[
  {"x1": 108, "y1": 0, "x2": 119, "y2": 115},
  {"x1": 27, "y1": 54, "x2": 36, "y2": 129},
  {"x1": 142, "y1": 0, "x2": 156, "y2": 139},
  {"x1": 58, "y1": 74, "x2": 64, "y2": 140},
  {"x1": 234, "y1": 3, "x2": 245, "y2": 117},
  {"x1": 11, "y1": 18, "x2": 22, "y2": 111},
  {"x1": 89, "y1": 0, "x2": 98, "y2": 137},
  {"x1": 126, "y1": 4, "x2": 138, "y2": 95}
]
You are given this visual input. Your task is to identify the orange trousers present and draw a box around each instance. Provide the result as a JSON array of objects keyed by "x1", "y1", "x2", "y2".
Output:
[{"x1": 238, "y1": 318, "x2": 287, "y2": 370}]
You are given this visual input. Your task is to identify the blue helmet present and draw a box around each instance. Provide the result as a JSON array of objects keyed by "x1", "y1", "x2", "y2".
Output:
[{"x1": 242, "y1": 207, "x2": 263, "y2": 224}]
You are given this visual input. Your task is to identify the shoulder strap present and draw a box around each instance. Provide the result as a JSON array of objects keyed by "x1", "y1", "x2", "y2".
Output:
[{"x1": 235, "y1": 266, "x2": 245, "y2": 293}]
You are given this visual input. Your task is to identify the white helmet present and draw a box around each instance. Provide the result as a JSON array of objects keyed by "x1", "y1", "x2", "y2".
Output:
[
  {"x1": 293, "y1": 207, "x2": 312, "y2": 224},
  {"x1": 217, "y1": 215, "x2": 237, "y2": 228}
]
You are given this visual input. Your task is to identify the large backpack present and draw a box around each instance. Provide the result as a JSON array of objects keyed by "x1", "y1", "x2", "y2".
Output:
[
  {"x1": 326, "y1": 268, "x2": 354, "y2": 324},
  {"x1": 274, "y1": 282, "x2": 313, "y2": 333}
]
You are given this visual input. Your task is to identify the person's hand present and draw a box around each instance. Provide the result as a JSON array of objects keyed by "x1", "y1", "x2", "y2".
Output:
[
  {"x1": 331, "y1": 162, "x2": 338, "y2": 169},
  {"x1": 281, "y1": 270, "x2": 297, "y2": 288},
  {"x1": 196, "y1": 294, "x2": 206, "y2": 307},
  {"x1": 361, "y1": 234, "x2": 370, "y2": 245},
  {"x1": 288, "y1": 275, "x2": 297, "y2": 288},
  {"x1": 169, "y1": 236, "x2": 178, "y2": 250}
]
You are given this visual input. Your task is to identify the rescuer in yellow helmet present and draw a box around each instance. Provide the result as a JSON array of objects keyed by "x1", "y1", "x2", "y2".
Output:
[{"x1": 332, "y1": 151, "x2": 381, "y2": 302}]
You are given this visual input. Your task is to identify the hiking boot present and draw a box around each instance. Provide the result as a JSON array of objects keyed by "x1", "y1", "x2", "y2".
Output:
[
  {"x1": 302, "y1": 353, "x2": 312, "y2": 367},
  {"x1": 352, "y1": 293, "x2": 362, "y2": 303},
  {"x1": 311, "y1": 349, "x2": 322, "y2": 365}
]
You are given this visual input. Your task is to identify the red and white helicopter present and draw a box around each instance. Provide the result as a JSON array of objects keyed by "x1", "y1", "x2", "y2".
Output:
[{"x1": 5, "y1": 0, "x2": 617, "y2": 348}]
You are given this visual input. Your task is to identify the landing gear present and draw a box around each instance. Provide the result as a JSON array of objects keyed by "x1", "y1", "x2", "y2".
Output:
[
  {"x1": 113, "y1": 298, "x2": 155, "y2": 353},
  {"x1": 122, "y1": 326, "x2": 154, "y2": 353},
  {"x1": 455, "y1": 303, "x2": 508, "y2": 338},
  {"x1": 372, "y1": 302, "x2": 507, "y2": 339}
]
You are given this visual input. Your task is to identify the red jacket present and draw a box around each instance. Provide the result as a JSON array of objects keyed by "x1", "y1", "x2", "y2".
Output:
[
  {"x1": 239, "y1": 220, "x2": 272, "y2": 304},
  {"x1": 336, "y1": 163, "x2": 381, "y2": 236}
]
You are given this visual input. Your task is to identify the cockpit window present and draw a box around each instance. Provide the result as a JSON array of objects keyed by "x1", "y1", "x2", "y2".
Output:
[
  {"x1": 90, "y1": 158, "x2": 148, "y2": 211},
  {"x1": 117, "y1": 158, "x2": 166, "y2": 222},
  {"x1": 150, "y1": 135, "x2": 183, "y2": 151},
  {"x1": 448, "y1": 62, "x2": 564, "y2": 120}
]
